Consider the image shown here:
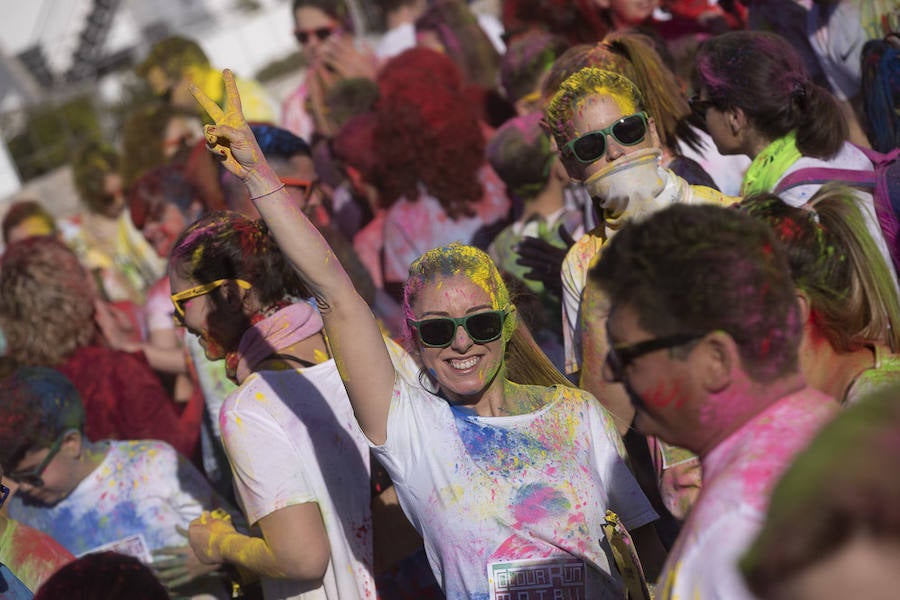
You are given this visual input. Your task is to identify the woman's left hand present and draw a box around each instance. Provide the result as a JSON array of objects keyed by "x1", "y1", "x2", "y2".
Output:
[{"x1": 188, "y1": 509, "x2": 236, "y2": 565}]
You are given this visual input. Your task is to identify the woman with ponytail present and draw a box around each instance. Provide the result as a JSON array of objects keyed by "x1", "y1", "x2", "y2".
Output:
[
  {"x1": 694, "y1": 30, "x2": 897, "y2": 281},
  {"x1": 540, "y1": 31, "x2": 750, "y2": 195},
  {"x1": 742, "y1": 184, "x2": 900, "y2": 407}
]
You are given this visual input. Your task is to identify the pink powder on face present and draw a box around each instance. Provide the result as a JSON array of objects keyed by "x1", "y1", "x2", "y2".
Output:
[{"x1": 643, "y1": 379, "x2": 686, "y2": 410}]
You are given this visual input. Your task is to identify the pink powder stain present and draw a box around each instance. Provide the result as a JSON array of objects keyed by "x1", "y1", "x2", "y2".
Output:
[{"x1": 512, "y1": 485, "x2": 569, "y2": 523}]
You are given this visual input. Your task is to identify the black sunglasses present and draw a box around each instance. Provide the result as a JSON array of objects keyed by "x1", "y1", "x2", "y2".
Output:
[
  {"x1": 562, "y1": 112, "x2": 648, "y2": 164},
  {"x1": 689, "y1": 95, "x2": 718, "y2": 120},
  {"x1": 407, "y1": 309, "x2": 509, "y2": 348},
  {"x1": 294, "y1": 26, "x2": 336, "y2": 45},
  {"x1": 7, "y1": 430, "x2": 73, "y2": 488},
  {"x1": 604, "y1": 333, "x2": 706, "y2": 383}
]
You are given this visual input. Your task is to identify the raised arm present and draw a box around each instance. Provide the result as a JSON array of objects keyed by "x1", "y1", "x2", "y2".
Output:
[{"x1": 190, "y1": 70, "x2": 395, "y2": 444}]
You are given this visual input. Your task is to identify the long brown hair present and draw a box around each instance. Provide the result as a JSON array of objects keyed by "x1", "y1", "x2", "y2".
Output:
[{"x1": 743, "y1": 186, "x2": 900, "y2": 352}]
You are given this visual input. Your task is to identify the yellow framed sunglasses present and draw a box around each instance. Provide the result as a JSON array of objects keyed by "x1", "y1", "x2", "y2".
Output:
[{"x1": 171, "y1": 278, "x2": 252, "y2": 323}]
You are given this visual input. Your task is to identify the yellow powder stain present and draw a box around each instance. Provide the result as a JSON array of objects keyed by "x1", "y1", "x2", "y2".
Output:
[{"x1": 313, "y1": 349, "x2": 328, "y2": 363}]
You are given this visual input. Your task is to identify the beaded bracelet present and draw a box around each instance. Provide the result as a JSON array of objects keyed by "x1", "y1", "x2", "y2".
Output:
[{"x1": 250, "y1": 184, "x2": 286, "y2": 201}]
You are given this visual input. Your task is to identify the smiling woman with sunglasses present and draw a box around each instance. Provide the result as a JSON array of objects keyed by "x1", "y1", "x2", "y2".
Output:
[{"x1": 192, "y1": 69, "x2": 666, "y2": 599}]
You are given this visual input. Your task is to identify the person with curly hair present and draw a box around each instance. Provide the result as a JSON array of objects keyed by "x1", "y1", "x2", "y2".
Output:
[
  {"x1": 375, "y1": 49, "x2": 511, "y2": 300},
  {"x1": 169, "y1": 211, "x2": 421, "y2": 598},
  {"x1": 0, "y1": 236, "x2": 202, "y2": 459}
]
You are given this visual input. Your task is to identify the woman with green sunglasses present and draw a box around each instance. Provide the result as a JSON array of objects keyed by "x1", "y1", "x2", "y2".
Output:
[{"x1": 190, "y1": 69, "x2": 666, "y2": 599}]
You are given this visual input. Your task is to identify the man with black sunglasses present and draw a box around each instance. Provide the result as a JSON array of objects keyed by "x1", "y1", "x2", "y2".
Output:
[{"x1": 588, "y1": 204, "x2": 839, "y2": 599}]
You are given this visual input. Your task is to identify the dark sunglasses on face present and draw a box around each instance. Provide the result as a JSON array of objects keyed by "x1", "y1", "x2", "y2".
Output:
[
  {"x1": 562, "y1": 112, "x2": 649, "y2": 164},
  {"x1": 689, "y1": 95, "x2": 717, "y2": 120},
  {"x1": 7, "y1": 430, "x2": 74, "y2": 488},
  {"x1": 604, "y1": 332, "x2": 707, "y2": 383},
  {"x1": 295, "y1": 26, "x2": 336, "y2": 45},
  {"x1": 407, "y1": 309, "x2": 509, "y2": 348}
]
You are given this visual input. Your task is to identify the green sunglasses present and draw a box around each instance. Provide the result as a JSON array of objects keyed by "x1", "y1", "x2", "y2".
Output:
[
  {"x1": 562, "y1": 112, "x2": 649, "y2": 164},
  {"x1": 407, "y1": 308, "x2": 510, "y2": 348}
]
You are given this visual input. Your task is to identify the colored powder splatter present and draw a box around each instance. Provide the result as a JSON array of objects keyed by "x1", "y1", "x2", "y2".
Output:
[
  {"x1": 511, "y1": 483, "x2": 570, "y2": 523},
  {"x1": 452, "y1": 407, "x2": 549, "y2": 476}
]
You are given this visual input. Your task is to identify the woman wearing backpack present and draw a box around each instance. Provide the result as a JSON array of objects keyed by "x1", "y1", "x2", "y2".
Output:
[{"x1": 692, "y1": 30, "x2": 898, "y2": 284}]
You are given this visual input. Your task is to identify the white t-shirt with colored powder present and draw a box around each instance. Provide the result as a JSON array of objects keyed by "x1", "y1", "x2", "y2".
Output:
[
  {"x1": 373, "y1": 378, "x2": 657, "y2": 600},
  {"x1": 220, "y1": 360, "x2": 375, "y2": 600},
  {"x1": 9, "y1": 440, "x2": 216, "y2": 560}
]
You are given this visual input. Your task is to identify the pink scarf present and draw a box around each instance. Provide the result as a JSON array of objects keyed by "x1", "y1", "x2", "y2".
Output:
[{"x1": 230, "y1": 302, "x2": 324, "y2": 385}]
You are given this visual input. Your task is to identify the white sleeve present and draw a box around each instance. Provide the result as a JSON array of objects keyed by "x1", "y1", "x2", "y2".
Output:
[
  {"x1": 561, "y1": 234, "x2": 606, "y2": 375},
  {"x1": 371, "y1": 376, "x2": 442, "y2": 482},
  {"x1": 382, "y1": 214, "x2": 419, "y2": 284},
  {"x1": 166, "y1": 449, "x2": 218, "y2": 523},
  {"x1": 561, "y1": 244, "x2": 585, "y2": 375},
  {"x1": 588, "y1": 400, "x2": 658, "y2": 531},
  {"x1": 220, "y1": 382, "x2": 316, "y2": 525}
]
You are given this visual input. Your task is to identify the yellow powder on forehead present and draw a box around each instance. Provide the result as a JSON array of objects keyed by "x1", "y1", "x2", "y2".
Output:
[
  {"x1": 575, "y1": 91, "x2": 638, "y2": 120},
  {"x1": 413, "y1": 243, "x2": 509, "y2": 308},
  {"x1": 545, "y1": 67, "x2": 643, "y2": 139}
]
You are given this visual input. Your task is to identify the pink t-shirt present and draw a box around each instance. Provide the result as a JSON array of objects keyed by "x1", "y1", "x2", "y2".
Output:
[
  {"x1": 382, "y1": 165, "x2": 510, "y2": 284},
  {"x1": 657, "y1": 388, "x2": 838, "y2": 599}
]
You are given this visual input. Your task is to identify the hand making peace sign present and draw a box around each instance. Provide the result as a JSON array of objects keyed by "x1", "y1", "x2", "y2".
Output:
[{"x1": 190, "y1": 69, "x2": 266, "y2": 181}]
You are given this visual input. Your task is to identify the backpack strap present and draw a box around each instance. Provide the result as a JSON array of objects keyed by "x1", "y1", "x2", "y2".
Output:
[{"x1": 775, "y1": 166, "x2": 877, "y2": 193}]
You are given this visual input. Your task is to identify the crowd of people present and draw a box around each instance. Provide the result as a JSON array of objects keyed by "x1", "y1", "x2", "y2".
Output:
[{"x1": 0, "y1": 0, "x2": 899, "y2": 598}]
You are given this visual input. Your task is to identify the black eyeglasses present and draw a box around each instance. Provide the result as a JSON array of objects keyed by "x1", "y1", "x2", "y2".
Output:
[
  {"x1": 689, "y1": 95, "x2": 717, "y2": 120},
  {"x1": 7, "y1": 429, "x2": 75, "y2": 488},
  {"x1": 294, "y1": 26, "x2": 336, "y2": 45},
  {"x1": 604, "y1": 333, "x2": 707, "y2": 383},
  {"x1": 562, "y1": 112, "x2": 648, "y2": 164},
  {"x1": 407, "y1": 309, "x2": 509, "y2": 348}
]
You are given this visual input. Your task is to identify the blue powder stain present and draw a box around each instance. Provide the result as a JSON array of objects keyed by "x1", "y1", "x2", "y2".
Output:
[
  {"x1": 451, "y1": 406, "x2": 549, "y2": 475},
  {"x1": 13, "y1": 500, "x2": 152, "y2": 557}
]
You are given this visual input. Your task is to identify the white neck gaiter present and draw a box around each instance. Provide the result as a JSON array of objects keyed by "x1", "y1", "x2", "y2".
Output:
[{"x1": 583, "y1": 148, "x2": 682, "y2": 229}]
